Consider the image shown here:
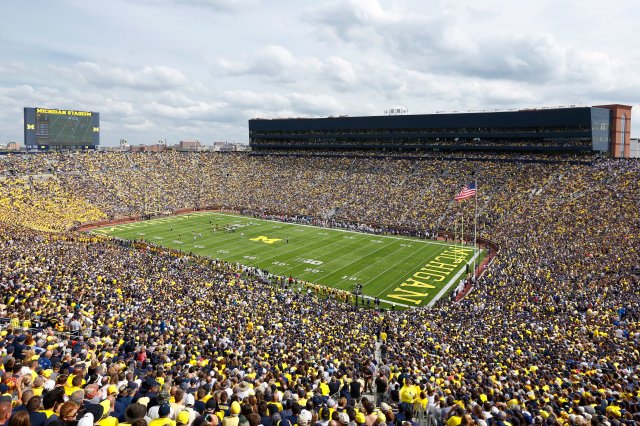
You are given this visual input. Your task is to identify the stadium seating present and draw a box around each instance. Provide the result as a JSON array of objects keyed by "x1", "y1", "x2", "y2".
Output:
[{"x1": 0, "y1": 151, "x2": 638, "y2": 426}]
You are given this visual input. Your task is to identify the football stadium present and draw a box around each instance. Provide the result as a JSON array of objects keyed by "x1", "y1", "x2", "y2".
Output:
[{"x1": 0, "y1": 104, "x2": 639, "y2": 426}]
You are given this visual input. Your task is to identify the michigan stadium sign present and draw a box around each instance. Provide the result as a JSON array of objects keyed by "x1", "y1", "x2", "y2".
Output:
[{"x1": 24, "y1": 107, "x2": 100, "y2": 150}]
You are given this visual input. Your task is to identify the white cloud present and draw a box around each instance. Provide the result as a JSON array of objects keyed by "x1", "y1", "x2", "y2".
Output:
[
  {"x1": 0, "y1": 0, "x2": 639, "y2": 145},
  {"x1": 325, "y1": 56, "x2": 359, "y2": 87},
  {"x1": 75, "y1": 62, "x2": 189, "y2": 90},
  {"x1": 131, "y1": 0, "x2": 260, "y2": 13},
  {"x1": 213, "y1": 45, "x2": 324, "y2": 84}
]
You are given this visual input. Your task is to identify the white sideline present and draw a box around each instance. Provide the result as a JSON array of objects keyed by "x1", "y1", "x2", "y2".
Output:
[{"x1": 427, "y1": 249, "x2": 481, "y2": 308}]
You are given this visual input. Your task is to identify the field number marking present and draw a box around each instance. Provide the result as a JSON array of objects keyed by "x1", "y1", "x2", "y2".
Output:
[{"x1": 302, "y1": 259, "x2": 323, "y2": 265}]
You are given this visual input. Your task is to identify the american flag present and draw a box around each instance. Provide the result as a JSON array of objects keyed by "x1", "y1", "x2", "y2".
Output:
[{"x1": 454, "y1": 182, "x2": 476, "y2": 202}]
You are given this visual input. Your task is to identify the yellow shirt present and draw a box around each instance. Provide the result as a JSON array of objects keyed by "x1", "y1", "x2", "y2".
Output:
[
  {"x1": 149, "y1": 418, "x2": 177, "y2": 426},
  {"x1": 400, "y1": 386, "x2": 417, "y2": 403},
  {"x1": 65, "y1": 385, "x2": 84, "y2": 396},
  {"x1": 97, "y1": 417, "x2": 119, "y2": 426},
  {"x1": 320, "y1": 383, "x2": 330, "y2": 396},
  {"x1": 40, "y1": 409, "x2": 56, "y2": 418},
  {"x1": 446, "y1": 416, "x2": 462, "y2": 426}
]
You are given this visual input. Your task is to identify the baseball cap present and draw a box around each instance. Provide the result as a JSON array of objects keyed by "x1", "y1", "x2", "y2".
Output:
[
  {"x1": 177, "y1": 410, "x2": 191, "y2": 424},
  {"x1": 159, "y1": 403, "x2": 171, "y2": 417},
  {"x1": 184, "y1": 393, "x2": 195, "y2": 407},
  {"x1": 299, "y1": 410, "x2": 312, "y2": 425},
  {"x1": 338, "y1": 413, "x2": 350, "y2": 424}
]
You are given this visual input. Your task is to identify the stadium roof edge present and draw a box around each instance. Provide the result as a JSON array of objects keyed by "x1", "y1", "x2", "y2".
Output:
[{"x1": 249, "y1": 105, "x2": 631, "y2": 121}]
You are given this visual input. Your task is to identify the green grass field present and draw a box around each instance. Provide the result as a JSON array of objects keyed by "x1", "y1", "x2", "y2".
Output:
[{"x1": 92, "y1": 212, "x2": 483, "y2": 308}]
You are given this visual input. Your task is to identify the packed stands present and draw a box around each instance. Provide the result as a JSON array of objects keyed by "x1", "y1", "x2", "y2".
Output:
[
  {"x1": 0, "y1": 151, "x2": 639, "y2": 426},
  {"x1": 0, "y1": 176, "x2": 105, "y2": 232}
]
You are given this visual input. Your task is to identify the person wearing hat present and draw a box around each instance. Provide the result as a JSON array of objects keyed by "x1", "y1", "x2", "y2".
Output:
[
  {"x1": 179, "y1": 394, "x2": 199, "y2": 426},
  {"x1": 113, "y1": 385, "x2": 135, "y2": 422},
  {"x1": 202, "y1": 402, "x2": 221, "y2": 426},
  {"x1": 149, "y1": 404, "x2": 176, "y2": 426},
  {"x1": 95, "y1": 396, "x2": 118, "y2": 426},
  {"x1": 176, "y1": 410, "x2": 191, "y2": 426},
  {"x1": 221, "y1": 402, "x2": 240, "y2": 426},
  {"x1": 120, "y1": 403, "x2": 148, "y2": 426},
  {"x1": 379, "y1": 403, "x2": 394, "y2": 424},
  {"x1": 298, "y1": 410, "x2": 312, "y2": 426},
  {"x1": 337, "y1": 412, "x2": 350, "y2": 426},
  {"x1": 234, "y1": 382, "x2": 252, "y2": 401},
  {"x1": 149, "y1": 391, "x2": 175, "y2": 420},
  {"x1": 315, "y1": 405, "x2": 330, "y2": 426}
]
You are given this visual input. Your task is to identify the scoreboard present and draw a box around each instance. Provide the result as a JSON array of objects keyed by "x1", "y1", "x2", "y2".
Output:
[{"x1": 24, "y1": 107, "x2": 100, "y2": 150}]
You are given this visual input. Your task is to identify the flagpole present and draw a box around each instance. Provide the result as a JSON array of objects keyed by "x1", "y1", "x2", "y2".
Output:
[
  {"x1": 453, "y1": 212, "x2": 458, "y2": 263},
  {"x1": 461, "y1": 210, "x2": 464, "y2": 247},
  {"x1": 473, "y1": 178, "x2": 478, "y2": 279}
]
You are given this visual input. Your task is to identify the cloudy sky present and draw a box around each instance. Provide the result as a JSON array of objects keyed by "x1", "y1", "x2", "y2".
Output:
[{"x1": 1, "y1": 0, "x2": 639, "y2": 146}]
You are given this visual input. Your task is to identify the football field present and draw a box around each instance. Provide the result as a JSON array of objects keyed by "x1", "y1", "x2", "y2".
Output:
[{"x1": 92, "y1": 212, "x2": 483, "y2": 308}]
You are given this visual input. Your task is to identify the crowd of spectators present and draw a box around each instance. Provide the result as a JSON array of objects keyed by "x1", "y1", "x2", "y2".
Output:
[
  {"x1": 0, "y1": 151, "x2": 638, "y2": 426},
  {"x1": 0, "y1": 176, "x2": 105, "y2": 232}
]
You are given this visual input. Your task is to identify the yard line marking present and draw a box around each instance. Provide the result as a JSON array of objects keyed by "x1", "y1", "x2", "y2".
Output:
[
  {"x1": 210, "y1": 212, "x2": 451, "y2": 247},
  {"x1": 315, "y1": 238, "x2": 400, "y2": 285},
  {"x1": 368, "y1": 244, "x2": 447, "y2": 297}
]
